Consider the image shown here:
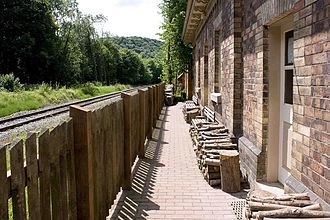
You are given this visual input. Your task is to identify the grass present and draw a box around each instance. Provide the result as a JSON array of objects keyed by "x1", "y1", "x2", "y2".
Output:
[{"x1": 0, "y1": 84, "x2": 131, "y2": 117}]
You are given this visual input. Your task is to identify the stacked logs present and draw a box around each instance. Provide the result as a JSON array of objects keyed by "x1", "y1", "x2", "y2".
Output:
[
  {"x1": 182, "y1": 101, "x2": 200, "y2": 123},
  {"x1": 190, "y1": 120, "x2": 240, "y2": 192},
  {"x1": 245, "y1": 190, "x2": 330, "y2": 220}
]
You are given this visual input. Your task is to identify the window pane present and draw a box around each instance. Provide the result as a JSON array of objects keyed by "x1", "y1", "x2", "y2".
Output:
[
  {"x1": 285, "y1": 70, "x2": 293, "y2": 104},
  {"x1": 285, "y1": 31, "x2": 294, "y2": 65}
]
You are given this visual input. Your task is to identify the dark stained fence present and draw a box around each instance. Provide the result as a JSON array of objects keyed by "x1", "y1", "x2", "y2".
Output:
[{"x1": 0, "y1": 83, "x2": 164, "y2": 220}]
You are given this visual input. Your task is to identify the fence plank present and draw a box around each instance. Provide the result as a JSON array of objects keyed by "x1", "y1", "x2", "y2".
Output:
[
  {"x1": 91, "y1": 108, "x2": 107, "y2": 219},
  {"x1": 115, "y1": 99, "x2": 125, "y2": 194},
  {"x1": 26, "y1": 133, "x2": 41, "y2": 220},
  {"x1": 131, "y1": 93, "x2": 140, "y2": 162},
  {"x1": 39, "y1": 130, "x2": 51, "y2": 220},
  {"x1": 138, "y1": 89, "x2": 147, "y2": 158},
  {"x1": 122, "y1": 93, "x2": 133, "y2": 189},
  {"x1": 0, "y1": 145, "x2": 8, "y2": 219},
  {"x1": 10, "y1": 140, "x2": 26, "y2": 220},
  {"x1": 70, "y1": 105, "x2": 94, "y2": 220},
  {"x1": 59, "y1": 123, "x2": 69, "y2": 220},
  {"x1": 66, "y1": 120, "x2": 77, "y2": 220},
  {"x1": 49, "y1": 125, "x2": 62, "y2": 220},
  {"x1": 105, "y1": 103, "x2": 114, "y2": 207}
]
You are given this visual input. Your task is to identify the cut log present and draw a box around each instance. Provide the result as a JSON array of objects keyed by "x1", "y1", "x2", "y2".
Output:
[
  {"x1": 251, "y1": 203, "x2": 322, "y2": 218},
  {"x1": 250, "y1": 197, "x2": 314, "y2": 207},
  {"x1": 205, "y1": 158, "x2": 220, "y2": 166},
  {"x1": 219, "y1": 150, "x2": 240, "y2": 193},
  {"x1": 248, "y1": 201, "x2": 299, "y2": 211},
  {"x1": 254, "y1": 208, "x2": 330, "y2": 220},
  {"x1": 209, "y1": 179, "x2": 221, "y2": 186},
  {"x1": 251, "y1": 192, "x2": 309, "y2": 201}
]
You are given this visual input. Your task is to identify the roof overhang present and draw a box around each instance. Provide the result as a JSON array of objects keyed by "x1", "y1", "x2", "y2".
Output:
[{"x1": 182, "y1": 0, "x2": 213, "y2": 44}]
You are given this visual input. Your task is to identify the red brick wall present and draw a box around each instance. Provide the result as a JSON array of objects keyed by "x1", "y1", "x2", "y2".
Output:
[
  {"x1": 193, "y1": 0, "x2": 242, "y2": 136},
  {"x1": 291, "y1": 0, "x2": 330, "y2": 204}
]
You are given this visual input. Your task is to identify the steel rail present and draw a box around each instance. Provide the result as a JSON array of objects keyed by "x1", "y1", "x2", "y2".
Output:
[{"x1": 0, "y1": 86, "x2": 146, "y2": 132}]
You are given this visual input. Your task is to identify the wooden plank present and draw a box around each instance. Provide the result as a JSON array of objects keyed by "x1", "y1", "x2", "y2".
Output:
[
  {"x1": 39, "y1": 130, "x2": 51, "y2": 220},
  {"x1": 0, "y1": 145, "x2": 8, "y2": 219},
  {"x1": 59, "y1": 123, "x2": 69, "y2": 220},
  {"x1": 138, "y1": 89, "x2": 147, "y2": 158},
  {"x1": 69, "y1": 105, "x2": 94, "y2": 220},
  {"x1": 131, "y1": 93, "x2": 140, "y2": 162},
  {"x1": 25, "y1": 133, "x2": 41, "y2": 220},
  {"x1": 147, "y1": 87, "x2": 152, "y2": 139},
  {"x1": 49, "y1": 125, "x2": 62, "y2": 220},
  {"x1": 91, "y1": 108, "x2": 106, "y2": 219},
  {"x1": 116, "y1": 99, "x2": 125, "y2": 194},
  {"x1": 10, "y1": 139, "x2": 26, "y2": 220},
  {"x1": 121, "y1": 93, "x2": 132, "y2": 190},
  {"x1": 66, "y1": 119, "x2": 77, "y2": 220},
  {"x1": 105, "y1": 103, "x2": 114, "y2": 208}
]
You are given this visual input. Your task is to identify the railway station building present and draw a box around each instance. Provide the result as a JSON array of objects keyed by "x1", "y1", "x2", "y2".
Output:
[{"x1": 182, "y1": 0, "x2": 329, "y2": 207}]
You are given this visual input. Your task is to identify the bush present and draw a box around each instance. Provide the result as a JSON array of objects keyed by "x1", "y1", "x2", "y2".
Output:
[
  {"x1": 0, "y1": 73, "x2": 23, "y2": 92},
  {"x1": 81, "y1": 82, "x2": 99, "y2": 96}
]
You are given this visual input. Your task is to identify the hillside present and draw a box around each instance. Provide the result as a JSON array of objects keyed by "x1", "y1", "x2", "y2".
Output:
[{"x1": 111, "y1": 36, "x2": 162, "y2": 58}]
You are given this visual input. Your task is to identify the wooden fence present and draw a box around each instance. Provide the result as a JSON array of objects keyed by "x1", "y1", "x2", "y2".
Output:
[{"x1": 0, "y1": 83, "x2": 165, "y2": 220}]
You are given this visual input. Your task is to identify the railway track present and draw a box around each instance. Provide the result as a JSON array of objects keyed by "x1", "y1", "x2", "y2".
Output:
[{"x1": 0, "y1": 86, "x2": 144, "y2": 132}]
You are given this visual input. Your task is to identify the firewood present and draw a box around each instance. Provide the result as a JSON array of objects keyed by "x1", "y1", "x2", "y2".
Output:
[
  {"x1": 248, "y1": 201, "x2": 299, "y2": 211},
  {"x1": 205, "y1": 158, "x2": 220, "y2": 166},
  {"x1": 249, "y1": 197, "x2": 314, "y2": 207},
  {"x1": 251, "y1": 192, "x2": 309, "y2": 201},
  {"x1": 209, "y1": 179, "x2": 221, "y2": 186},
  {"x1": 254, "y1": 208, "x2": 330, "y2": 220}
]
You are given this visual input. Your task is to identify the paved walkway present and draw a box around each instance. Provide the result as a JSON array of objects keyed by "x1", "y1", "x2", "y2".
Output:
[{"x1": 108, "y1": 103, "x2": 246, "y2": 220}]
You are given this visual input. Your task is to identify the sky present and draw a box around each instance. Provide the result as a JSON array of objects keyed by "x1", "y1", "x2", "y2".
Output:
[{"x1": 77, "y1": 0, "x2": 163, "y2": 40}]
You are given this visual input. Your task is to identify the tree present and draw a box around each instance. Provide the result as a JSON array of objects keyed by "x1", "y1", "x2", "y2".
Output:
[
  {"x1": 0, "y1": 0, "x2": 58, "y2": 83},
  {"x1": 159, "y1": 0, "x2": 192, "y2": 91}
]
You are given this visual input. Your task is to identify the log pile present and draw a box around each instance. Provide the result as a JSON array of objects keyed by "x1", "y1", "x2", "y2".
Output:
[
  {"x1": 182, "y1": 101, "x2": 200, "y2": 123},
  {"x1": 165, "y1": 85, "x2": 174, "y2": 106},
  {"x1": 189, "y1": 120, "x2": 240, "y2": 192},
  {"x1": 245, "y1": 190, "x2": 330, "y2": 219}
]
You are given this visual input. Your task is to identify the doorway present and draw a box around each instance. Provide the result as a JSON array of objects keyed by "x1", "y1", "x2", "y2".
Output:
[{"x1": 267, "y1": 15, "x2": 293, "y2": 184}]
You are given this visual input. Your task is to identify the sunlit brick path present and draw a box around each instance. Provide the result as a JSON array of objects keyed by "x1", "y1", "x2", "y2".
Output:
[{"x1": 108, "y1": 103, "x2": 246, "y2": 220}]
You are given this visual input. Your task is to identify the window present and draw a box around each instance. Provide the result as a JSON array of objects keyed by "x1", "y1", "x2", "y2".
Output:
[
  {"x1": 214, "y1": 30, "x2": 220, "y2": 93},
  {"x1": 284, "y1": 30, "x2": 293, "y2": 104}
]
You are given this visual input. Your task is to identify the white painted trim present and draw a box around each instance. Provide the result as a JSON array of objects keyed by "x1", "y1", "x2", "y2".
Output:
[{"x1": 278, "y1": 20, "x2": 293, "y2": 184}]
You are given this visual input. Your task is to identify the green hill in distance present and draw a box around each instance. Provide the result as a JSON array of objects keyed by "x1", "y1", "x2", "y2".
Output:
[{"x1": 111, "y1": 36, "x2": 162, "y2": 58}]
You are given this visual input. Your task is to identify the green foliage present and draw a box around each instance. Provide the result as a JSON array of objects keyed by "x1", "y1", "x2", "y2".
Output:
[
  {"x1": 111, "y1": 36, "x2": 162, "y2": 59},
  {"x1": 159, "y1": 0, "x2": 192, "y2": 89},
  {"x1": 0, "y1": 83, "x2": 130, "y2": 117},
  {"x1": 81, "y1": 82, "x2": 100, "y2": 96},
  {"x1": 0, "y1": 73, "x2": 23, "y2": 92},
  {"x1": 0, "y1": 0, "x2": 163, "y2": 87}
]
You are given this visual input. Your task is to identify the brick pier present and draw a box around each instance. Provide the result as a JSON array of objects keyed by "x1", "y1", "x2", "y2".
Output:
[{"x1": 108, "y1": 103, "x2": 246, "y2": 220}]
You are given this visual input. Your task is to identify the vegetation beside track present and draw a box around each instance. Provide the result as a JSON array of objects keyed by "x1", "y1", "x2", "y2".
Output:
[{"x1": 0, "y1": 83, "x2": 130, "y2": 117}]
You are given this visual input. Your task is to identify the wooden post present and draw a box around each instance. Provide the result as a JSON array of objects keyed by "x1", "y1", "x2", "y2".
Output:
[
  {"x1": 10, "y1": 140, "x2": 26, "y2": 220},
  {"x1": 149, "y1": 86, "x2": 154, "y2": 130},
  {"x1": 69, "y1": 105, "x2": 94, "y2": 220},
  {"x1": 219, "y1": 150, "x2": 241, "y2": 193},
  {"x1": 147, "y1": 87, "x2": 152, "y2": 139},
  {"x1": 138, "y1": 89, "x2": 147, "y2": 158},
  {"x1": 121, "y1": 93, "x2": 132, "y2": 189},
  {"x1": 153, "y1": 85, "x2": 157, "y2": 126},
  {"x1": 0, "y1": 145, "x2": 8, "y2": 219}
]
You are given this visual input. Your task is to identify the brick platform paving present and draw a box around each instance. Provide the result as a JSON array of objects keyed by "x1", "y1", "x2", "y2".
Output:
[{"x1": 108, "y1": 103, "x2": 247, "y2": 220}]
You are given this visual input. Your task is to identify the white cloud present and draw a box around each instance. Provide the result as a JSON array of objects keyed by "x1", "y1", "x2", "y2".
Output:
[{"x1": 77, "y1": 0, "x2": 163, "y2": 39}]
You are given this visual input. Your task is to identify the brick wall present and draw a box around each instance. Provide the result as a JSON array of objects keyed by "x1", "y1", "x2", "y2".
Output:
[
  {"x1": 189, "y1": 0, "x2": 329, "y2": 203},
  {"x1": 240, "y1": 0, "x2": 296, "y2": 182},
  {"x1": 194, "y1": 0, "x2": 243, "y2": 136},
  {"x1": 290, "y1": 0, "x2": 330, "y2": 204}
]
